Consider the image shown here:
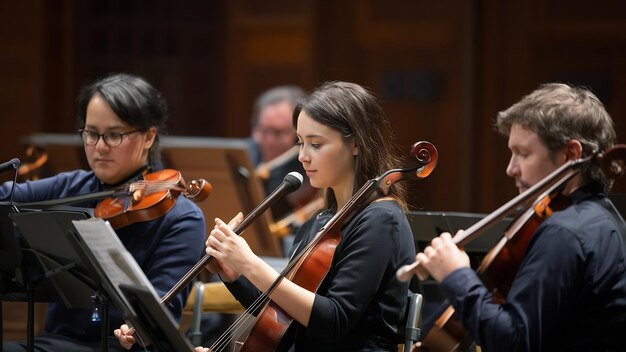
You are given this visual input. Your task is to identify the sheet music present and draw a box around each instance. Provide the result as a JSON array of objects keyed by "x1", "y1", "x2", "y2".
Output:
[
  {"x1": 71, "y1": 219, "x2": 160, "y2": 305},
  {"x1": 72, "y1": 219, "x2": 193, "y2": 349}
]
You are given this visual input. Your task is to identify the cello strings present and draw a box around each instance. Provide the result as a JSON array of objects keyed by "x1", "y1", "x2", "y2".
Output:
[{"x1": 209, "y1": 181, "x2": 378, "y2": 351}]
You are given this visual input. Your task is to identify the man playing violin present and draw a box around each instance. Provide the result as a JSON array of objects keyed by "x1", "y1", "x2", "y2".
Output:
[
  {"x1": 1, "y1": 73, "x2": 206, "y2": 351},
  {"x1": 416, "y1": 83, "x2": 626, "y2": 351}
]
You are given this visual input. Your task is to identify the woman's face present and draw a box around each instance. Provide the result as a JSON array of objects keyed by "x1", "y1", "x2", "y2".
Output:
[
  {"x1": 83, "y1": 94, "x2": 156, "y2": 185},
  {"x1": 296, "y1": 111, "x2": 357, "y2": 195}
]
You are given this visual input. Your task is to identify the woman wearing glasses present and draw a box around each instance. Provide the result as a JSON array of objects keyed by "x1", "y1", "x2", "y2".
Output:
[{"x1": 1, "y1": 73, "x2": 206, "y2": 351}]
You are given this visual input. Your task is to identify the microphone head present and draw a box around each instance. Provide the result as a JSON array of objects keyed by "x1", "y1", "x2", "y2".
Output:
[
  {"x1": 283, "y1": 171, "x2": 303, "y2": 191},
  {"x1": 9, "y1": 158, "x2": 20, "y2": 169},
  {"x1": 0, "y1": 158, "x2": 21, "y2": 174}
]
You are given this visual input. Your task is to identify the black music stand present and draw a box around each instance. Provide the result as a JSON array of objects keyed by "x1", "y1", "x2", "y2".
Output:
[
  {"x1": 407, "y1": 210, "x2": 513, "y2": 333},
  {"x1": 409, "y1": 210, "x2": 512, "y2": 254},
  {"x1": 1, "y1": 207, "x2": 99, "y2": 352},
  {"x1": 69, "y1": 218, "x2": 195, "y2": 352},
  {"x1": 118, "y1": 284, "x2": 195, "y2": 352}
]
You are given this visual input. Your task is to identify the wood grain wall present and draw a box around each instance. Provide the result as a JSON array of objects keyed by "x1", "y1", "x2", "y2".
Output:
[
  {"x1": 1, "y1": 0, "x2": 625, "y2": 212},
  {"x1": 2, "y1": 0, "x2": 626, "y2": 341}
]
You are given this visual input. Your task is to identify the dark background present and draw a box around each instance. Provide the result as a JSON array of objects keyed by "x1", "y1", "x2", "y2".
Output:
[{"x1": 1, "y1": 0, "x2": 625, "y2": 213}]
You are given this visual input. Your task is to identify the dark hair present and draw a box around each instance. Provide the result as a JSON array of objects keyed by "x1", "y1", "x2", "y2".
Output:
[
  {"x1": 496, "y1": 83, "x2": 616, "y2": 192},
  {"x1": 251, "y1": 85, "x2": 305, "y2": 128},
  {"x1": 293, "y1": 81, "x2": 407, "y2": 210},
  {"x1": 76, "y1": 73, "x2": 168, "y2": 167}
]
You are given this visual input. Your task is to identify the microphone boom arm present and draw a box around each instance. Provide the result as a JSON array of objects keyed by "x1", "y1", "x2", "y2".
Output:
[{"x1": 160, "y1": 171, "x2": 303, "y2": 304}]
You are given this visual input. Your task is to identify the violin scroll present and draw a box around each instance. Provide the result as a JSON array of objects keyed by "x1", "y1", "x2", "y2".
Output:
[
  {"x1": 411, "y1": 141, "x2": 438, "y2": 179},
  {"x1": 599, "y1": 144, "x2": 626, "y2": 179},
  {"x1": 185, "y1": 178, "x2": 212, "y2": 202}
]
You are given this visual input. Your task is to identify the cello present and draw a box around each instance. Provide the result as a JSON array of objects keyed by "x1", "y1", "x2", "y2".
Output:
[
  {"x1": 208, "y1": 141, "x2": 438, "y2": 352},
  {"x1": 396, "y1": 144, "x2": 626, "y2": 351}
]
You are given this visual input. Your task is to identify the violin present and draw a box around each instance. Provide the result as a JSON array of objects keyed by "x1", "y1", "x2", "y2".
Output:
[
  {"x1": 94, "y1": 169, "x2": 211, "y2": 229},
  {"x1": 396, "y1": 144, "x2": 626, "y2": 351},
  {"x1": 208, "y1": 141, "x2": 438, "y2": 352},
  {"x1": 16, "y1": 169, "x2": 211, "y2": 229}
]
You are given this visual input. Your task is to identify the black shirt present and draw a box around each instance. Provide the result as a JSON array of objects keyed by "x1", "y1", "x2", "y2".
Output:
[
  {"x1": 226, "y1": 200, "x2": 415, "y2": 351},
  {"x1": 439, "y1": 186, "x2": 626, "y2": 351}
]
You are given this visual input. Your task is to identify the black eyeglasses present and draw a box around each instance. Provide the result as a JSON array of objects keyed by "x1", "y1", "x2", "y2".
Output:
[{"x1": 78, "y1": 129, "x2": 144, "y2": 147}]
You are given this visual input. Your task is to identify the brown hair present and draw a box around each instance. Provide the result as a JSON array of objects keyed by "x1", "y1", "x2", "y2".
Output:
[
  {"x1": 293, "y1": 81, "x2": 407, "y2": 210},
  {"x1": 496, "y1": 83, "x2": 616, "y2": 192}
]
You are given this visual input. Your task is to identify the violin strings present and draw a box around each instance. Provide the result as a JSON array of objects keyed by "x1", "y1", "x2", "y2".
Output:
[{"x1": 116, "y1": 180, "x2": 183, "y2": 196}]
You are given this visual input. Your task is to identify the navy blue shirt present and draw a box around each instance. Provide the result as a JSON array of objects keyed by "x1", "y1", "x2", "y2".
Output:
[
  {"x1": 439, "y1": 186, "x2": 626, "y2": 351},
  {"x1": 0, "y1": 169, "x2": 206, "y2": 340},
  {"x1": 226, "y1": 200, "x2": 415, "y2": 351}
]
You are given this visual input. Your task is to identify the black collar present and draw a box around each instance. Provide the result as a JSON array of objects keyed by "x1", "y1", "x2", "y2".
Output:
[{"x1": 569, "y1": 183, "x2": 604, "y2": 204}]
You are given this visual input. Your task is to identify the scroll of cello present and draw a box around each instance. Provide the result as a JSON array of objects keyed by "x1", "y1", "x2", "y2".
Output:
[{"x1": 396, "y1": 144, "x2": 626, "y2": 351}]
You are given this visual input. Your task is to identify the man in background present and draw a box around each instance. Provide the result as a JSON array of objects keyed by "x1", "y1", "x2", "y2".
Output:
[{"x1": 248, "y1": 85, "x2": 316, "y2": 221}]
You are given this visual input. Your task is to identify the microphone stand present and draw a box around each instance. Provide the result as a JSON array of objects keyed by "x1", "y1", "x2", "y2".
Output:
[
  {"x1": 3, "y1": 159, "x2": 39, "y2": 352},
  {"x1": 0, "y1": 159, "x2": 20, "y2": 348}
]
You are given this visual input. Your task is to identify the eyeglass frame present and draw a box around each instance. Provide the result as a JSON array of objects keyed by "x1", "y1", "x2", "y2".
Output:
[{"x1": 77, "y1": 128, "x2": 145, "y2": 147}]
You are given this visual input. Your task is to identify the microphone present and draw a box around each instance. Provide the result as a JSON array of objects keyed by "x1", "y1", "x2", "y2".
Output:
[
  {"x1": 0, "y1": 158, "x2": 20, "y2": 174},
  {"x1": 2, "y1": 158, "x2": 21, "y2": 213},
  {"x1": 160, "y1": 171, "x2": 303, "y2": 304},
  {"x1": 234, "y1": 171, "x2": 303, "y2": 233}
]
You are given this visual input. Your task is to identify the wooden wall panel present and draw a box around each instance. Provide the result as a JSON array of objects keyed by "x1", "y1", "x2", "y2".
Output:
[
  {"x1": 1, "y1": 0, "x2": 626, "y2": 212},
  {"x1": 224, "y1": 0, "x2": 314, "y2": 137},
  {"x1": 0, "y1": 0, "x2": 48, "y2": 340},
  {"x1": 317, "y1": 0, "x2": 476, "y2": 212},
  {"x1": 0, "y1": 1, "x2": 46, "y2": 184},
  {"x1": 473, "y1": 0, "x2": 535, "y2": 213},
  {"x1": 72, "y1": 0, "x2": 228, "y2": 137}
]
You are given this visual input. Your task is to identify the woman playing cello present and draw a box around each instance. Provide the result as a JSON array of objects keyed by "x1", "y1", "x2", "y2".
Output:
[
  {"x1": 415, "y1": 83, "x2": 626, "y2": 351},
  {"x1": 203, "y1": 81, "x2": 416, "y2": 351},
  {"x1": 1, "y1": 73, "x2": 206, "y2": 351}
]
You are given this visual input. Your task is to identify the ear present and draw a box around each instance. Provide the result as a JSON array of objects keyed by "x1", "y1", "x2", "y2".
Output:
[
  {"x1": 564, "y1": 139, "x2": 583, "y2": 161},
  {"x1": 143, "y1": 127, "x2": 157, "y2": 150},
  {"x1": 352, "y1": 143, "x2": 359, "y2": 156}
]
